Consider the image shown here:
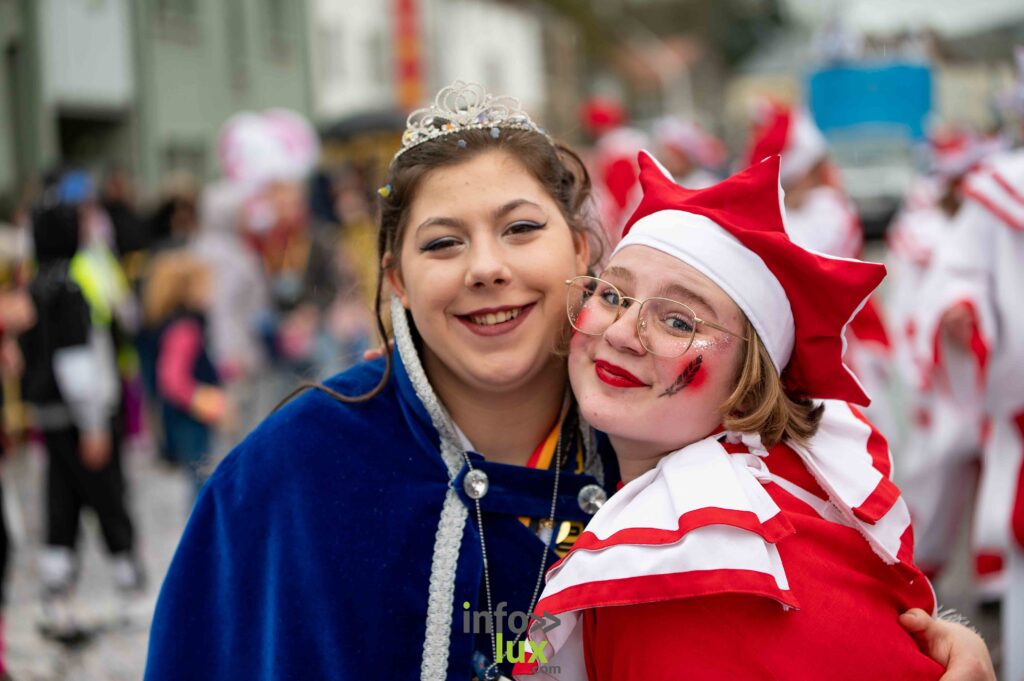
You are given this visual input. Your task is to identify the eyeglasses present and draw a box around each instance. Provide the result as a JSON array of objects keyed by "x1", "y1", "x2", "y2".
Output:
[{"x1": 565, "y1": 275, "x2": 748, "y2": 358}]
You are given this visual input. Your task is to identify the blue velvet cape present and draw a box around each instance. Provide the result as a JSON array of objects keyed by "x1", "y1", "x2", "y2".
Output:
[{"x1": 144, "y1": 348, "x2": 617, "y2": 680}]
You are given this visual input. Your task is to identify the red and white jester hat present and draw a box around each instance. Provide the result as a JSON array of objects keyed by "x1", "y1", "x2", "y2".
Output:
[{"x1": 614, "y1": 151, "x2": 884, "y2": 406}]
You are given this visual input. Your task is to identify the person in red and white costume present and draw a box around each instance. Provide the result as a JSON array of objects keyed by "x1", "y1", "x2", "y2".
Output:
[
  {"x1": 580, "y1": 96, "x2": 649, "y2": 249},
  {"x1": 746, "y1": 102, "x2": 862, "y2": 258},
  {"x1": 915, "y1": 143, "x2": 1024, "y2": 681},
  {"x1": 651, "y1": 116, "x2": 725, "y2": 190},
  {"x1": 513, "y1": 153, "x2": 988, "y2": 681},
  {"x1": 746, "y1": 101, "x2": 896, "y2": 440},
  {"x1": 887, "y1": 128, "x2": 997, "y2": 587}
]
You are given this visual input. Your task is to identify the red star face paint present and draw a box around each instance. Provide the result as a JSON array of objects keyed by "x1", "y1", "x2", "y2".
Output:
[{"x1": 656, "y1": 334, "x2": 735, "y2": 398}]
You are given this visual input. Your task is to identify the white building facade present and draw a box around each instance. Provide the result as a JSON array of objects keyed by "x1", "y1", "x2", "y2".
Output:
[{"x1": 308, "y1": 0, "x2": 550, "y2": 122}]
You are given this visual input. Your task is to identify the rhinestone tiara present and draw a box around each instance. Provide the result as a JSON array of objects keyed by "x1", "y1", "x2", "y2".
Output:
[{"x1": 393, "y1": 81, "x2": 551, "y2": 162}]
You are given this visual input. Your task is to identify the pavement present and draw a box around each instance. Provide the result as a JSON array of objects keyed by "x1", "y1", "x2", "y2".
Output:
[{"x1": 3, "y1": 438, "x2": 189, "y2": 681}]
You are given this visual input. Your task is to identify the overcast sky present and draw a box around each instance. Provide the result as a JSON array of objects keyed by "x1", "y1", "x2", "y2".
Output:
[{"x1": 786, "y1": 0, "x2": 1024, "y2": 37}]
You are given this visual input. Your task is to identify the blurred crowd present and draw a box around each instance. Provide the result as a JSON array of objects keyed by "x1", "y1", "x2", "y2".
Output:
[
  {"x1": 0, "y1": 48, "x2": 1023, "y2": 677},
  {"x1": 0, "y1": 109, "x2": 380, "y2": 664}
]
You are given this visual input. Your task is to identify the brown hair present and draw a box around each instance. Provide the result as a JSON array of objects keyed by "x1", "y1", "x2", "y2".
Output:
[
  {"x1": 720, "y1": 320, "x2": 824, "y2": 447},
  {"x1": 278, "y1": 127, "x2": 604, "y2": 410},
  {"x1": 142, "y1": 251, "x2": 209, "y2": 327}
]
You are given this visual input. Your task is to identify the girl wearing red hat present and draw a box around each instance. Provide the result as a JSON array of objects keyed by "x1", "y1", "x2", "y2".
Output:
[{"x1": 515, "y1": 152, "x2": 959, "y2": 680}]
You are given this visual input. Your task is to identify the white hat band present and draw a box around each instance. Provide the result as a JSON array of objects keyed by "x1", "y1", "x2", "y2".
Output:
[{"x1": 612, "y1": 210, "x2": 795, "y2": 373}]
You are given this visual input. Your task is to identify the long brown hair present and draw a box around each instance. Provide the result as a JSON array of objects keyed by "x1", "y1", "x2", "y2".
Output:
[{"x1": 277, "y1": 127, "x2": 604, "y2": 411}]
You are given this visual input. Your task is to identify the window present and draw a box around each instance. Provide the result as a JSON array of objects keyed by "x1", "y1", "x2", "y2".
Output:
[
  {"x1": 317, "y1": 25, "x2": 345, "y2": 84},
  {"x1": 368, "y1": 30, "x2": 390, "y2": 85}
]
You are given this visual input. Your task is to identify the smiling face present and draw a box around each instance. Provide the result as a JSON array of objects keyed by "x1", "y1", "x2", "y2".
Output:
[
  {"x1": 569, "y1": 245, "x2": 746, "y2": 470},
  {"x1": 389, "y1": 149, "x2": 590, "y2": 396}
]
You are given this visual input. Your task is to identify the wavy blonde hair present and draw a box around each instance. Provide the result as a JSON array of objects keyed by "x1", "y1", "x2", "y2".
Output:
[
  {"x1": 142, "y1": 251, "x2": 209, "y2": 327},
  {"x1": 720, "y1": 320, "x2": 824, "y2": 448}
]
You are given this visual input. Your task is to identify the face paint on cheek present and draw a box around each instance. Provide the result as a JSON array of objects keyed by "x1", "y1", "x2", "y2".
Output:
[
  {"x1": 573, "y1": 306, "x2": 589, "y2": 333},
  {"x1": 658, "y1": 354, "x2": 704, "y2": 398}
]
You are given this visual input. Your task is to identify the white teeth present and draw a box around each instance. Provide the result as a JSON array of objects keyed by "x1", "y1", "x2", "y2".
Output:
[{"x1": 470, "y1": 307, "x2": 522, "y2": 326}]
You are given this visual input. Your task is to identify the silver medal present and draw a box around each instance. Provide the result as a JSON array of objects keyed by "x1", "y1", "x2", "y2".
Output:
[
  {"x1": 463, "y1": 468, "x2": 490, "y2": 500},
  {"x1": 577, "y1": 484, "x2": 608, "y2": 514}
]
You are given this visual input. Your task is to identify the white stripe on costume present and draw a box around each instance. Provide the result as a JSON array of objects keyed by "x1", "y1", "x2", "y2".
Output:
[
  {"x1": 964, "y1": 160, "x2": 1024, "y2": 231},
  {"x1": 565, "y1": 436, "x2": 787, "y2": 547}
]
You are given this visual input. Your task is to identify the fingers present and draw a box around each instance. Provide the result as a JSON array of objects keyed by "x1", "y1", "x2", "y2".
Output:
[
  {"x1": 940, "y1": 304, "x2": 975, "y2": 350},
  {"x1": 899, "y1": 609, "x2": 951, "y2": 667},
  {"x1": 362, "y1": 339, "x2": 395, "y2": 362},
  {"x1": 898, "y1": 608, "x2": 931, "y2": 634},
  {"x1": 192, "y1": 385, "x2": 228, "y2": 424},
  {"x1": 899, "y1": 612, "x2": 995, "y2": 681}
]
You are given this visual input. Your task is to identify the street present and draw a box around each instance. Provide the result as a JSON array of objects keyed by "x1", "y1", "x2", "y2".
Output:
[{"x1": 4, "y1": 437, "x2": 187, "y2": 681}]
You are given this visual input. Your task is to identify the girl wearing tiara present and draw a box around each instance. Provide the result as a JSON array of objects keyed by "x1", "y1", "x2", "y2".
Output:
[{"x1": 516, "y1": 153, "x2": 961, "y2": 680}]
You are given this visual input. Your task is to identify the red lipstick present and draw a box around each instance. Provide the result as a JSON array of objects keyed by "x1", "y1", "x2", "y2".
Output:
[{"x1": 594, "y1": 360, "x2": 648, "y2": 388}]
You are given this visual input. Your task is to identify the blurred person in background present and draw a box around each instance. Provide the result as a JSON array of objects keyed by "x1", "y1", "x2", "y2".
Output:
[
  {"x1": 243, "y1": 176, "x2": 346, "y2": 401},
  {"x1": 191, "y1": 180, "x2": 269, "y2": 441},
  {"x1": 72, "y1": 170, "x2": 146, "y2": 448},
  {"x1": 887, "y1": 128, "x2": 995, "y2": 594},
  {"x1": 580, "y1": 96, "x2": 647, "y2": 246},
  {"x1": 0, "y1": 200, "x2": 34, "y2": 668},
  {"x1": 326, "y1": 168, "x2": 376, "y2": 363},
  {"x1": 135, "y1": 175, "x2": 200, "y2": 464},
  {"x1": 100, "y1": 164, "x2": 149, "y2": 260},
  {"x1": 0, "y1": 191, "x2": 33, "y2": 441},
  {"x1": 0, "y1": 194, "x2": 32, "y2": 284},
  {"x1": 746, "y1": 102, "x2": 863, "y2": 263},
  {"x1": 142, "y1": 251, "x2": 229, "y2": 503},
  {"x1": 746, "y1": 102, "x2": 896, "y2": 439},
  {"x1": 219, "y1": 109, "x2": 347, "y2": 404},
  {"x1": 17, "y1": 172, "x2": 144, "y2": 642},
  {"x1": 650, "y1": 115, "x2": 726, "y2": 189},
  {"x1": 147, "y1": 172, "x2": 199, "y2": 256},
  {"x1": 0, "y1": 284, "x2": 34, "y2": 680},
  {"x1": 914, "y1": 57, "x2": 1024, "y2": 678},
  {"x1": 331, "y1": 169, "x2": 377, "y2": 307}
]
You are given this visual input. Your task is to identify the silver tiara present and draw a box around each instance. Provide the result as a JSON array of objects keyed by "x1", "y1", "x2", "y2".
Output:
[{"x1": 393, "y1": 81, "x2": 550, "y2": 161}]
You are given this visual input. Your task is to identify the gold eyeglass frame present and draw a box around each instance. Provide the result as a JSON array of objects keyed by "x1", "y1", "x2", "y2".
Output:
[{"x1": 565, "y1": 275, "x2": 749, "y2": 357}]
